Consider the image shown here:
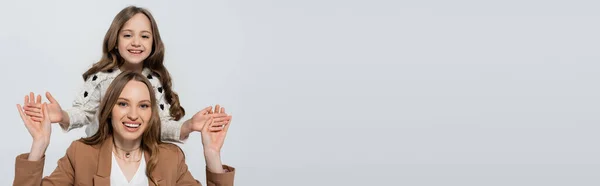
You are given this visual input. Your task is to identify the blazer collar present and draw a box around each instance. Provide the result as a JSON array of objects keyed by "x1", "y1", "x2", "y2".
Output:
[
  {"x1": 93, "y1": 135, "x2": 163, "y2": 185},
  {"x1": 144, "y1": 148, "x2": 163, "y2": 185},
  {"x1": 92, "y1": 135, "x2": 113, "y2": 184}
]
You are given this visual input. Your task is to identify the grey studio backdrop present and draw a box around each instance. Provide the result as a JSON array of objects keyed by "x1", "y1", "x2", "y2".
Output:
[{"x1": 1, "y1": 0, "x2": 600, "y2": 185}]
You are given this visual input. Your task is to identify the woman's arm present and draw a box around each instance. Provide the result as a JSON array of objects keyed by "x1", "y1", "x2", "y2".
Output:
[
  {"x1": 15, "y1": 95, "x2": 78, "y2": 185},
  {"x1": 174, "y1": 144, "x2": 235, "y2": 186},
  {"x1": 17, "y1": 96, "x2": 51, "y2": 161},
  {"x1": 169, "y1": 104, "x2": 234, "y2": 185},
  {"x1": 201, "y1": 105, "x2": 233, "y2": 173},
  {"x1": 14, "y1": 142, "x2": 79, "y2": 186}
]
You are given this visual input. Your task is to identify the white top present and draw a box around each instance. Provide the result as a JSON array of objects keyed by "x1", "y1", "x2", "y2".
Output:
[
  {"x1": 111, "y1": 152, "x2": 148, "y2": 186},
  {"x1": 63, "y1": 67, "x2": 184, "y2": 142}
]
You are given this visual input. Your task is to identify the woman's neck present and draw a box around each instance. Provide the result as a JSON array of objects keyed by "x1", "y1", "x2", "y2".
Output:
[
  {"x1": 113, "y1": 135, "x2": 142, "y2": 152},
  {"x1": 119, "y1": 62, "x2": 144, "y2": 73}
]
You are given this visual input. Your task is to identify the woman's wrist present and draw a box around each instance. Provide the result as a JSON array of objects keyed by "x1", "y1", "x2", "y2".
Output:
[
  {"x1": 204, "y1": 149, "x2": 221, "y2": 158},
  {"x1": 28, "y1": 140, "x2": 49, "y2": 161},
  {"x1": 204, "y1": 149, "x2": 224, "y2": 173}
]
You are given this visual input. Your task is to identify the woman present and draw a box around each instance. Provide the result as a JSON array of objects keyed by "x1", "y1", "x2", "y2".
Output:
[{"x1": 14, "y1": 72, "x2": 235, "y2": 185}]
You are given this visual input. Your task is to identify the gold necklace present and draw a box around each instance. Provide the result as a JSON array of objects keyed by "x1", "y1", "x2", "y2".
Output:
[
  {"x1": 113, "y1": 143, "x2": 142, "y2": 162},
  {"x1": 113, "y1": 150, "x2": 142, "y2": 162}
]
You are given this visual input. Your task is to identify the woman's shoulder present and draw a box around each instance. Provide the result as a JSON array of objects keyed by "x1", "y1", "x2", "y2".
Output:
[
  {"x1": 58, "y1": 140, "x2": 102, "y2": 162},
  {"x1": 69, "y1": 139, "x2": 102, "y2": 152},
  {"x1": 158, "y1": 142, "x2": 184, "y2": 154},
  {"x1": 153, "y1": 143, "x2": 187, "y2": 169}
]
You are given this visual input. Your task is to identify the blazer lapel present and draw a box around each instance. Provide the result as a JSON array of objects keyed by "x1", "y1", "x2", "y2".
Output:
[
  {"x1": 93, "y1": 175, "x2": 110, "y2": 185},
  {"x1": 91, "y1": 136, "x2": 165, "y2": 185},
  {"x1": 148, "y1": 179, "x2": 165, "y2": 186},
  {"x1": 146, "y1": 152, "x2": 164, "y2": 185},
  {"x1": 94, "y1": 136, "x2": 114, "y2": 185}
]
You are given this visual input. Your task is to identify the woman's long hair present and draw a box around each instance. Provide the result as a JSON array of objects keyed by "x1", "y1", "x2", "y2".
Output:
[{"x1": 80, "y1": 71, "x2": 162, "y2": 185}]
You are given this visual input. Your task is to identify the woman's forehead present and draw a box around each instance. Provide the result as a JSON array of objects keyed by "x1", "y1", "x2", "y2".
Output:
[{"x1": 119, "y1": 80, "x2": 151, "y2": 101}]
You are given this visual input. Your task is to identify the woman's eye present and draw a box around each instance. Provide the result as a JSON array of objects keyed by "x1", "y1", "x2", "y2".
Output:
[
  {"x1": 142, "y1": 35, "x2": 150, "y2": 39},
  {"x1": 140, "y1": 104, "x2": 150, "y2": 109},
  {"x1": 117, "y1": 102, "x2": 128, "y2": 107},
  {"x1": 123, "y1": 34, "x2": 131, "y2": 38}
]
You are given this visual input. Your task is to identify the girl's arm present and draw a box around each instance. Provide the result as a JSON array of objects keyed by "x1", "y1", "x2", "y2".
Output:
[
  {"x1": 61, "y1": 76, "x2": 110, "y2": 132},
  {"x1": 23, "y1": 73, "x2": 110, "y2": 134}
]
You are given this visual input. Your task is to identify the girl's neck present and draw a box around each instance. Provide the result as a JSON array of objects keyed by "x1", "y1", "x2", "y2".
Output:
[{"x1": 119, "y1": 62, "x2": 144, "y2": 73}]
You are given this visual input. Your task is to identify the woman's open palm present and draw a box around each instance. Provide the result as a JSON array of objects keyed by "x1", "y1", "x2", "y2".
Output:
[
  {"x1": 17, "y1": 100, "x2": 51, "y2": 143},
  {"x1": 201, "y1": 106, "x2": 232, "y2": 153}
]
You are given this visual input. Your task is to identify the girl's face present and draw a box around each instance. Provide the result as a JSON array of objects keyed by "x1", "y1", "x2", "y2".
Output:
[
  {"x1": 117, "y1": 13, "x2": 153, "y2": 65},
  {"x1": 111, "y1": 80, "x2": 153, "y2": 142}
]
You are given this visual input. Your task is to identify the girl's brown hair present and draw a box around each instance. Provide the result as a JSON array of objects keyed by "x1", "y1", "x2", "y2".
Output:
[{"x1": 82, "y1": 6, "x2": 185, "y2": 121}]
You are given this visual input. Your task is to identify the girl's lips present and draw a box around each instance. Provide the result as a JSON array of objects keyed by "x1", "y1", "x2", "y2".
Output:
[{"x1": 128, "y1": 50, "x2": 143, "y2": 55}]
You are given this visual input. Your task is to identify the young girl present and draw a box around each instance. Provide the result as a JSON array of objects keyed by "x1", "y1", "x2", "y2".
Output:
[
  {"x1": 15, "y1": 72, "x2": 234, "y2": 185},
  {"x1": 23, "y1": 6, "x2": 227, "y2": 142}
]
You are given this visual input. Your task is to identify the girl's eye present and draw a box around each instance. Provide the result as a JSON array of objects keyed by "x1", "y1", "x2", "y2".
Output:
[
  {"x1": 123, "y1": 34, "x2": 131, "y2": 38},
  {"x1": 140, "y1": 104, "x2": 150, "y2": 109},
  {"x1": 142, "y1": 35, "x2": 150, "y2": 39},
  {"x1": 117, "y1": 102, "x2": 128, "y2": 107}
]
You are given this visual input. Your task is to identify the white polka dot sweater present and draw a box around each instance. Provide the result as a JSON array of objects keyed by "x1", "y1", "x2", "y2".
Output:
[{"x1": 63, "y1": 67, "x2": 184, "y2": 142}]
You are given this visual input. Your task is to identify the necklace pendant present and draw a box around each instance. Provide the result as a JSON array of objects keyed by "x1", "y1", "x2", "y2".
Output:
[{"x1": 125, "y1": 152, "x2": 130, "y2": 158}]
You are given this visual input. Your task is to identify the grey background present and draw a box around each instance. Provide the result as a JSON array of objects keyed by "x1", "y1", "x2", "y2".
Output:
[{"x1": 1, "y1": 0, "x2": 600, "y2": 185}]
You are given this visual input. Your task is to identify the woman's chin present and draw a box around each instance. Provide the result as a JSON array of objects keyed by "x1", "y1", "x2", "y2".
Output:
[{"x1": 115, "y1": 132, "x2": 144, "y2": 141}]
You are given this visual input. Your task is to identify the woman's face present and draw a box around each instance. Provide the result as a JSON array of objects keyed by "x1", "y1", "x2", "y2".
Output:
[{"x1": 111, "y1": 80, "x2": 152, "y2": 141}]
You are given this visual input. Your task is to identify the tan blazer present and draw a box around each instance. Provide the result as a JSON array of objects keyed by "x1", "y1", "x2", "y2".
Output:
[{"x1": 13, "y1": 136, "x2": 235, "y2": 186}]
